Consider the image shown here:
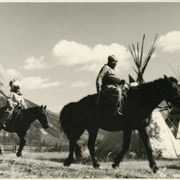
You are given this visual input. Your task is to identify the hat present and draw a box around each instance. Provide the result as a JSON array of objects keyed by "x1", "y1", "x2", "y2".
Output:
[
  {"x1": 9, "y1": 79, "x2": 21, "y2": 89},
  {"x1": 108, "y1": 55, "x2": 118, "y2": 62}
]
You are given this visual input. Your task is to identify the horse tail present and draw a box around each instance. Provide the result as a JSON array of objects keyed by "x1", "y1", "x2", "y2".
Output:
[{"x1": 59, "y1": 102, "x2": 76, "y2": 139}]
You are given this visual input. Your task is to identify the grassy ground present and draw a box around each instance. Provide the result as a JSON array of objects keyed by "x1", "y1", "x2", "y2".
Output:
[{"x1": 0, "y1": 152, "x2": 180, "y2": 178}]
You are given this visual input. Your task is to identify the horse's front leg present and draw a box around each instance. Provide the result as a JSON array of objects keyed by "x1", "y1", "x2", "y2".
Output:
[
  {"x1": 87, "y1": 127, "x2": 100, "y2": 169},
  {"x1": 112, "y1": 129, "x2": 132, "y2": 169},
  {"x1": 138, "y1": 127, "x2": 159, "y2": 173},
  {"x1": 17, "y1": 133, "x2": 26, "y2": 157}
]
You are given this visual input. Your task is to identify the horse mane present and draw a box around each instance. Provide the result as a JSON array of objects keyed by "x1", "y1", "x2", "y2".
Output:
[
  {"x1": 128, "y1": 78, "x2": 165, "y2": 95},
  {"x1": 137, "y1": 78, "x2": 164, "y2": 90},
  {"x1": 136, "y1": 76, "x2": 178, "y2": 92},
  {"x1": 22, "y1": 106, "x2": 41, "y2": 114},
  {"x1": 77, "y1": 94, "x2": 97, "y2": 106},
  {"x1": 25, "y1": 106, "x2": 39, "y2": 110}
]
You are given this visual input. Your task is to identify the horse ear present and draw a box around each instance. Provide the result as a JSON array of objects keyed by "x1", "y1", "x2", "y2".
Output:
[
  {"x1": 40, "y1": 105, "x2": 43, "y2": 109},
  {"x1": 164, "y1": 75, "x2": 168, "y2": 79},
  {"x1": 43, "y1": 105, "x2": 47, "y2": 109}
]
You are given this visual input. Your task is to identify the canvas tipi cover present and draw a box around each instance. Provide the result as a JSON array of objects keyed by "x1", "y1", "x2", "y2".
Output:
[
  {"x1": 150, "y1": 110, "x2": 180, "y2": 158},
  {"x1": 168, "y1": 107, "x2": 180, "y2": 139}
]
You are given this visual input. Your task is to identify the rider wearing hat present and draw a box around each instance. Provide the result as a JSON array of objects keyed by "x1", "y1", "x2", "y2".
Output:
[
  {"x1": 96, "y1": 55, "x2": 126, "y2": 115},
  {"x1": 0, "y1": 79, "x2": 27, "y2": 128}
]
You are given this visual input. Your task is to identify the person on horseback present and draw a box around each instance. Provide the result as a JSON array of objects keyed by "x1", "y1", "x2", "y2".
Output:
[
  {"x1": 0, "y1": 79, "x2": 27, "y2": 128},
  {"x1": 96, "y1": 55, "x2": 126, "y2": 115}
]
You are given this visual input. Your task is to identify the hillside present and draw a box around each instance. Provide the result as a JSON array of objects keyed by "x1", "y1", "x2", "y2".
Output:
[{"x1": 0, "y1": 98, "x2": 105, "y2": 149}]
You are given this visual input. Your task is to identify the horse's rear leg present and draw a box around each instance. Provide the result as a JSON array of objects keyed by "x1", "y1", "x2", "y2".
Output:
[
  {"x1": 17, "y1": 134, "x2": 26, "y2": 157},
  {"x1": 112, "y1": 129, "x2": 132, "y2": 168},
  {"x1": 87, "y1": 127, "x2": 100, "y2": 169},
  {"x1": 139, "y1": 127, "x2": 159, "y2": 173},
  {"x1": 64, "y1": 128, "x2": 85, "y2": 166}
]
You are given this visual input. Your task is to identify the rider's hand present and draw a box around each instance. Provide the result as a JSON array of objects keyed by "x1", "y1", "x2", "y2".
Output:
[{"x1": 120, "y1": 79, "x2": 126, "y2": 85}]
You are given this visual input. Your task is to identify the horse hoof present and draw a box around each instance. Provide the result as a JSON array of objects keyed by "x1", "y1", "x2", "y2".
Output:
[
  {"x1": 151, "y1": 165, "x2": 159, "y2": 173},
  {"x1": 16, "y1": 152, "x2": 22, "y2": 157},
  {"x1": 99, "y1": 165, "x2": 103, "y2": 170},
  {"x1": 64, "y1": 158, "x2": 73, "y2": 167},
  {"x1": 112, "y1": 163, "x2": 119, "y2": 169},
  {"x1": 93, "y1": 162, "x2": 100, "y2": 169}
]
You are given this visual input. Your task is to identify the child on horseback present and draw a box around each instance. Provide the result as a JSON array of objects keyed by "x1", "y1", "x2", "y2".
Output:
[{"x1": 0, "y1": 79, "x2": 27, "y2": 128}]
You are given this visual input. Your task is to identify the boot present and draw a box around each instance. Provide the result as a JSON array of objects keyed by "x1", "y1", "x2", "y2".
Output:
[
  {"x1": 0, "y1": 110, "x2": 12, "y2": 129},
  {"x1": 0, "y1": 119, "x2": 7, "y2": 129}
]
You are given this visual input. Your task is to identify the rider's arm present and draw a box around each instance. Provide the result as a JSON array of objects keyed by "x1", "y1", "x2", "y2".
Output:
[
  {"x1": 96, "y1": 65, "x2": 108, "y2": 93},
  {"x1": 107, "y1": 75, "x2": 126, "y2": 85},
  {"x1": 12, "y1": 93, "x2": 27, "y2": 109},
  {"x1": 7, "y1": 93, "x2": 17, "y2": 109},
  {"x1": 20, "y1": 98, "x2": 28, "y2": 109}
]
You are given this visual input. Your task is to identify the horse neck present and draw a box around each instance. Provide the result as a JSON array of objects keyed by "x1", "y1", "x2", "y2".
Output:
[
  {"x1": 24, "y1": 107, "x2": 39, "y2": 124},
  {"x1": 137, "y1": 79, "x2": 166, "y2": 108},
  {"x1": 0, "y1": 106, "x2": 6, "y2": 119}
]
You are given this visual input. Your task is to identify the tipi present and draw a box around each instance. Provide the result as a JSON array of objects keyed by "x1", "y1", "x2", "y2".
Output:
[
  {"x1": 169, "y1": 107, "x2": 180, "y2": 139},
  {"x1": 167, "y1": 69, "x2": 180, "y2": 140},
  {"x1": 149, "y1": 110, "x2": 180, "y2": 158}
]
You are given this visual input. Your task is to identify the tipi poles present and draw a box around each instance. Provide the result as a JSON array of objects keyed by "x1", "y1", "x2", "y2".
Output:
[{"x1": 128, "y1": 34, "x2": 158, "y2": 84}]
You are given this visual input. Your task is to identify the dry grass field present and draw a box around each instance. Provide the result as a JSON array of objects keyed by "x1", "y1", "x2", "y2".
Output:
[{"x1": 0, "y1": 151, "x2": 180, "y2": 178}]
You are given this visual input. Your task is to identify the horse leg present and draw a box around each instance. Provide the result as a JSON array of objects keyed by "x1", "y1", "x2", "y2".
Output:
[
  {"x1": 87, "y1": 127, "x2": 100, "y2": 169},
  {"x1": 112, "y1": 129, "x2": 132, "y2": 169},
  {"x1": 138, "y1": 127, "x2": 159, "y2": 173},
  {"x1": 75, "y1": 143, "x2": 82, "y2": 159},
  {"x1": 64, "y1": 128, "x2": 85, "y2": 166},
  {"x1": 16, "y1": 134, "x2": 26, "y2": 157}
]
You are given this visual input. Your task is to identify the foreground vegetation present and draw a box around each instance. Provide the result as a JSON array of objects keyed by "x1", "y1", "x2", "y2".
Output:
[{"x1": 0, "y1": 151, "x2": 180, "y2": 178}]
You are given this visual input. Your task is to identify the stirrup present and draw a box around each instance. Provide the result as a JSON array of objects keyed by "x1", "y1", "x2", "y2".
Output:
[
  {"x1": 118, "y1": 111, "x2": 123, "y2": 115},
  {"x1": 117, "y1": 111, "x2": 123, "y2": 115},
  {"x1": 114, "y1": 109, "x2": 123, "y2": 116},
  {"x1": 0, "y1": 123, "x2": 6, "y2": 128},
  {"x1": 2, "y1": 123, "x2": 6, "y2": 128}
]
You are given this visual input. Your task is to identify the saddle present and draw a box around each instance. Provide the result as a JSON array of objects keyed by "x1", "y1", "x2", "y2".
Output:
[
  {"x1": 12, "y1": 107, "x2": 22, "y2": 120},
  {"x1": 6, "y1": 107, "x2": 23, "y2": 128},
  {"x1": 98, "y1": 91, "x2": 127, "y2": 117}
]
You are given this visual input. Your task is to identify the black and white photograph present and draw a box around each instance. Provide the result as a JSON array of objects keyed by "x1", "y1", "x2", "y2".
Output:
[{"x1": 0, "y1": 0, "x2": 180, "y2": 178}]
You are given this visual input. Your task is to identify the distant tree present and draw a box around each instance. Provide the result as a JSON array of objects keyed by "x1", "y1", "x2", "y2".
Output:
[{"x1": 42, "y1": 140, "x2": 46, "y2": 146}]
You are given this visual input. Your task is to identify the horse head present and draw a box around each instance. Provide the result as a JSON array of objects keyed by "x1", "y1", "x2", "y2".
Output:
[
  {"x1": 37, "y1": 105, "x2": 49, "y2": 129},
  {"x1": 164, "y1": 75, "x2": 180, "y2": 108}
]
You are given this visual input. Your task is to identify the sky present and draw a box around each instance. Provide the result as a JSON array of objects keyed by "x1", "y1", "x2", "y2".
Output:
[{"x1": 0, "y1": 2, "x2": 180, "y2": 113}]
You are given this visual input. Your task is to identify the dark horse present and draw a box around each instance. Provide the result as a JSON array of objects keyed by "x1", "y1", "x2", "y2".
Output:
[
  {"x1": 0, "y1": 105, "x2": 49, "y2": 157},
  {"x1": 60, "y1": 76, "x2": 180, "y2": 173}
]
